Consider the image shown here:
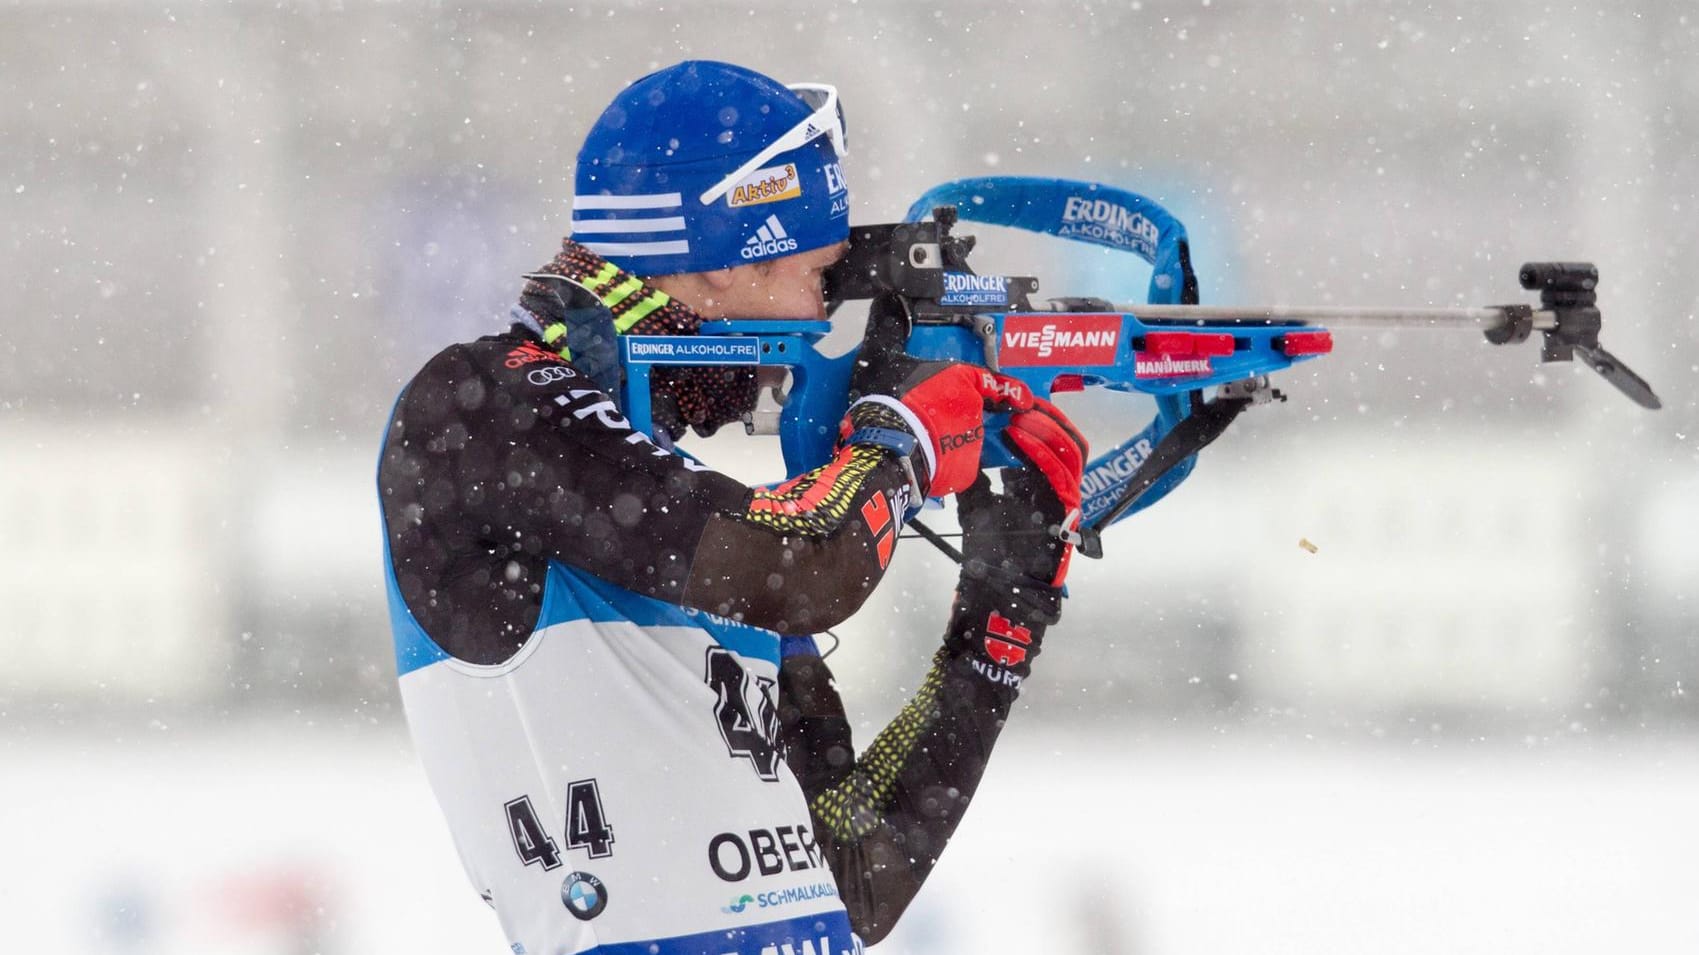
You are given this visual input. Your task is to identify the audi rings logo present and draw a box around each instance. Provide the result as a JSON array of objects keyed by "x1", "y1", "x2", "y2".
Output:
[{"x1": 527, "y1": 365, "x2": 575, "y2": 386}]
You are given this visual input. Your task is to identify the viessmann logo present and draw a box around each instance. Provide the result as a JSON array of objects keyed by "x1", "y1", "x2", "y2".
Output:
[{"x1": 999, "y1": 314, "x2": 1122, "y2": 366}]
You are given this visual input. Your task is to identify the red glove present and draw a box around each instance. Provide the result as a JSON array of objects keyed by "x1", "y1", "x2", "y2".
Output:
[{"x1": 845, "y1": 295, "x2": 1035, "y2": 497}]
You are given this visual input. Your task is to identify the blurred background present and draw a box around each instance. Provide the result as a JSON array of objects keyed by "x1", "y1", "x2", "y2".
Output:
[{"x1": 3, "y1": 1, "x2": 1696, "y2": 952}]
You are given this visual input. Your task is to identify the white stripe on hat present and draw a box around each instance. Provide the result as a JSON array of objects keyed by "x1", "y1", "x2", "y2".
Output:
[
  {"x1": 756, "y1": 225, "x2": 773, "y2": 243},
  {"x1": 765, "y1": 215, "x2": 788, "y2": 239},
  {"x1": 572, "y1": 193, "x2": 683, "y2": 210},
  {"x1": 570, "y1": 216, "x2": 687, "y2": 234},
  {"x1": 580, "y1": 239, "x2": 691, "y2": 256}
]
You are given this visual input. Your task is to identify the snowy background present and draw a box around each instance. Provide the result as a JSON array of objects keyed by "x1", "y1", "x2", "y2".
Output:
[{"x1": 3, "y1": 1, "x2": 1696, "y2": 952}]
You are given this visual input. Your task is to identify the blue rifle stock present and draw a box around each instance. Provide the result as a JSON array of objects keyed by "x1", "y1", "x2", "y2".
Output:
[
  {"x1": 619, "y1": 176, "x2": 1659, "y2": 558},
  {"x1": 618, "y1": 177, "x2": 1273, "y2": 542}
]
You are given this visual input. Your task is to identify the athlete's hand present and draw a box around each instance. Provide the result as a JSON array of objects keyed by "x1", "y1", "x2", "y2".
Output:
[
  {"x1": 959, "y1": 397, "x2": 1088, "y2": 589},
  {"x1": 845, "y1": 294, "x2": 1036, "y2": 497}
]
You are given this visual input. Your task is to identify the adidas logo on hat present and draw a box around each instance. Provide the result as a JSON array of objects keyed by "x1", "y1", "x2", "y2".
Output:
[{"x1": 740, "y1": 215, "x2": 800, "y2": 261}]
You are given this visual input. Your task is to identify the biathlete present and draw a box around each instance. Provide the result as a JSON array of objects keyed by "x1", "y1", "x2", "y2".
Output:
[{"x1": 378, "y1": 59, "x2": 1087, "y2": 955}]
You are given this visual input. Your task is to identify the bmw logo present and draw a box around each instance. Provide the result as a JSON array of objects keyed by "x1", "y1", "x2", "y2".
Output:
[{"x1": 560, "y1": 872, "x2": 607, "y2": 921}]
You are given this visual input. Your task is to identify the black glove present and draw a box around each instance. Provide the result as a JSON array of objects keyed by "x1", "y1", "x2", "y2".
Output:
[
  {"x1": 943, "y1": 472, "x2": 1066, "y2": 684},
  {"x1": 957, "y1": 471, "x2": 1067, "y2": 616},
  {"x1": 944, "y1": 398, "x2": 1086, "y2": 687},
  {"x1": 958, "y1": 385, "x2": 1088, "y2": 580}
]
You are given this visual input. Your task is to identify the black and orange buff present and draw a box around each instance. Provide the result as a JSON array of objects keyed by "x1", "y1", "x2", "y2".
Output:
[
  {"x1": 380, "y1": 246, "x2": 1059, "y2": 942},
  {"x1": 522, "y1": 240, "x2": 758, "y2": 439}
]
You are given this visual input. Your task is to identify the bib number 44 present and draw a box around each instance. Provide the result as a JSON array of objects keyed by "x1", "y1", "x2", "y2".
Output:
[{"x1": 504, "y1": 778, "x2": 616, "y2": 871}]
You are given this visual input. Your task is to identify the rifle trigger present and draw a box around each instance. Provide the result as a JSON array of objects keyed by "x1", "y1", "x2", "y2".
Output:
[{"x1": 972, "y1": 314, "x2": 1001, "y2": 372}]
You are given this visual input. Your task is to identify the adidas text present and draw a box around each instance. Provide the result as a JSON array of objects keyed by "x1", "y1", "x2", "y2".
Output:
[{"x1": 742, "y1": 237, "x2": 798, "y2": 260}]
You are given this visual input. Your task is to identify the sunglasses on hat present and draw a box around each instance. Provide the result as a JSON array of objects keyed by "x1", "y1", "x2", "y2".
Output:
[{"x1": 698, "y1": 83, "x2": 847, "y2": 207}]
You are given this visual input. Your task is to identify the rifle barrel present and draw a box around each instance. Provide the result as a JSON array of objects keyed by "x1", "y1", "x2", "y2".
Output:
[{"x1": 1098, "y1": 304, "x2": 1554, "y2": 332}]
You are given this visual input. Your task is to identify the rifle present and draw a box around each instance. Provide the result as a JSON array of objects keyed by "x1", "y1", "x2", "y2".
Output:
[{"x1": 617, "y1": 176, "x2": 1660, "y2": 561}]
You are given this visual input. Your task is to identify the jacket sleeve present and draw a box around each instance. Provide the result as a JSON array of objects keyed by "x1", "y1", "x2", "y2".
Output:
[
  {"x1": 776, "y1": 576, "x2": 1059, "y2": 944},
  {"x1": 380, "y1": 337, "x2": 915, "y2": 642}
]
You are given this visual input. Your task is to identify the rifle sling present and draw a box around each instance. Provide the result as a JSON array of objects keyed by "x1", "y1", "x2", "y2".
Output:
[
  {"x1": 1082, "y1": 394, "x2": 1250, "y2": 547},
  {"x1": 909, "y1": 393, "x2": 1249, "y2": 566}
]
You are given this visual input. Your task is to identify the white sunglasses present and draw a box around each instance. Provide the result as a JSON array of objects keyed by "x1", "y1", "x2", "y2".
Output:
[{"x1": 697, "y1": 83, "x2": 847, "y2": 207}]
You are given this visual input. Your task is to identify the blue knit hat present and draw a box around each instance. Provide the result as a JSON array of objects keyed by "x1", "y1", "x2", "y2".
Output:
[{"x1": 571, "y1": 60, "x2": 850, "y2": 277}]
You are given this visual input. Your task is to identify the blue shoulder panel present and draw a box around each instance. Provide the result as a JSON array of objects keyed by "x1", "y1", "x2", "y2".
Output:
[
  {"x1": 377, "y1": 391, "x2": 454, "y2": 677},
  {"x1": 381, "y1": 380, "x2": 783, "y2": 677},
  {"x1": 540, "y1": 562, "x2": 783, "y2": 667},
  {"x1": 384, "y1": 545, "x2": 452, "y2": 676},
  {"x1": 387, "y1": 558, "x2": 785, "y2": 677}
]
